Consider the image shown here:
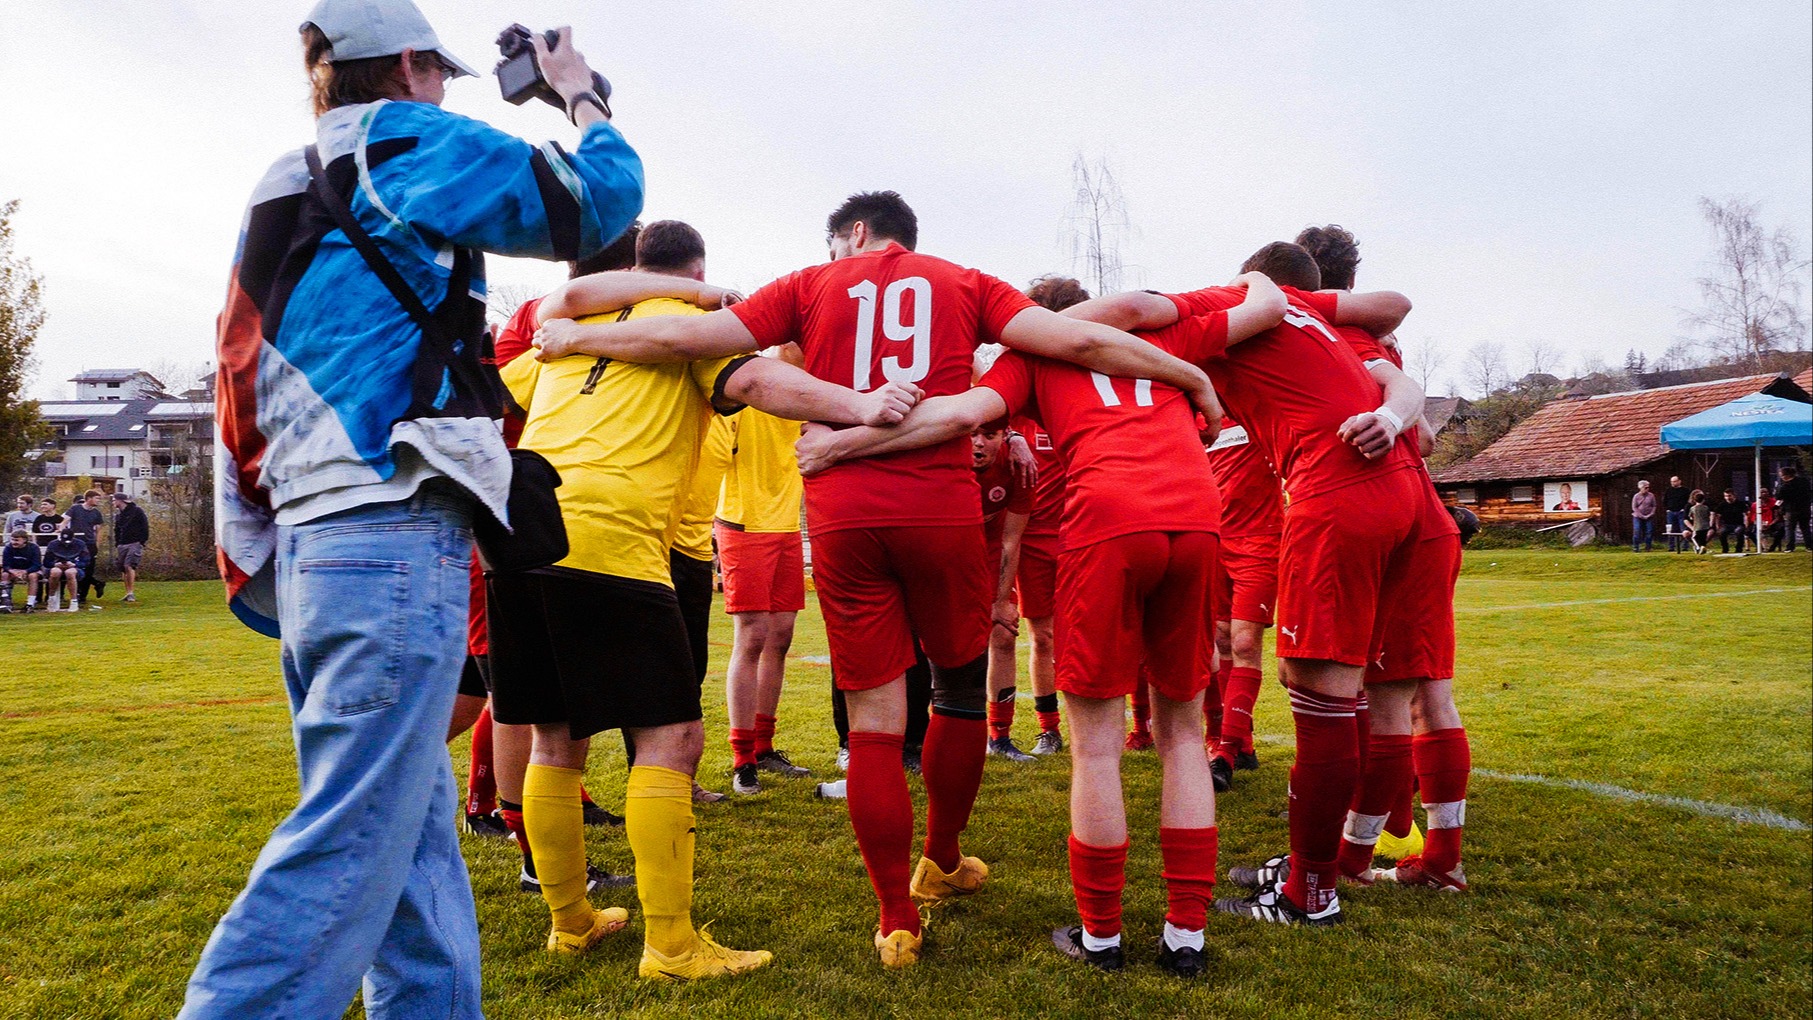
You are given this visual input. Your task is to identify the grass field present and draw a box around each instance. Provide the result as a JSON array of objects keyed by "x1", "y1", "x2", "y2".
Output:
[{"x1": 2, "y1": 549, "x2": 1810, "y2": 1019}]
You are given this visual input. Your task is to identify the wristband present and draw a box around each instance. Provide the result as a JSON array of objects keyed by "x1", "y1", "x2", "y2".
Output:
[
  {"x1": 565, "y1": 90, "x2": 608, "y2": 124},
  {"x1": 1372, "y1": 405, "x2": 1405, "y2": 434}
]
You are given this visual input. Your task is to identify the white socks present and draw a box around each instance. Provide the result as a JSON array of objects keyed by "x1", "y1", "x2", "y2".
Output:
[
  {"x1": 1081, "y1": 929, "x2": 1121, "y2": 952},
  {"x1": 1163, "y1": 922, "x2": 1204, "y2": 952}
]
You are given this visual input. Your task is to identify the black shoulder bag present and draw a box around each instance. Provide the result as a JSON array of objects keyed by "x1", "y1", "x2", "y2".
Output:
[{"x1": 302, "y1": 145, "x2": 567, "y2": 573}]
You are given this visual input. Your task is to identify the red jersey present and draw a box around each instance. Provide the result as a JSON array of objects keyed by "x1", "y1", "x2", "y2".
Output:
[
  {"x1": 1014, "y1": 415, "x2": 1067, "y2": 537},
  {"x1": 1165, "y1": 285, "x2": 1416, "y2": 504},
  {"x1": 1333, "y1": 321, "x2": 1426, "y2": 465},
  {"x1": 978, "y1": 312, "x2": 1223, "y2": 550},
  {"x1": 731, "y1": 243, "x2": 1034, "y2": 534},
  {"x1": 490, "y1": 297, "x2": 539, "y2": 447},
  {"x1": 975, "y1": 456, "x2": 1033, "y2": 545},
  {"x1": 1206, "y1": 416, "x2": 1283, "y2": 538}
]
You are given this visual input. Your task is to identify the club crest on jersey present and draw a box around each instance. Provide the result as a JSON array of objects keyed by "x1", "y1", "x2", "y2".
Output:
[{"x1": 988, "y1": 486, "x2": 1007, "y2": 504}]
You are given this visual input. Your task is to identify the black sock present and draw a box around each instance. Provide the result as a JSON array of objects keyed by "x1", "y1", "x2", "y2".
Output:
[{"x1": 1034, "y1": 693, "x2": 1059, "y2": 714}]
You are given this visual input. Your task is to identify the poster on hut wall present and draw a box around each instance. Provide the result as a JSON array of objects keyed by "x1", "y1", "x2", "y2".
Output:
[{"x1": 1543, "y1": 480, "x2": 1589, "y2": 512}]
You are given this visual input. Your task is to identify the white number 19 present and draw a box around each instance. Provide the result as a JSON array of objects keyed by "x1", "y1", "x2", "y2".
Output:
[{"x1": 848, "y1": 276, "x2": 932, "y2": 391}]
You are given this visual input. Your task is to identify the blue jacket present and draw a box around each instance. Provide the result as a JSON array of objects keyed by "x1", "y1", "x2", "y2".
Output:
[{"x1": 2, "y1": 543, "x2": 40, "y2": 573}]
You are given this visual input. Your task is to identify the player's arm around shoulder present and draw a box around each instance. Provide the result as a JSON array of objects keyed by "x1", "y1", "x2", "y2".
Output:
[
  {"x1": 720, "y1": 359, "x2": 921, "y2": 427},
  {"x1": 1000, "y1": 305, "x2": 1217, "y2": 417},
  {"x1": 534, "y1": 306, "x2": 757, "y2": 364},
  {"x1": 794, "y1": 386, "x2": 1008, "y2": 476},
  {"x1": 537, "y1": 273, "x2": 741, "y2": 324}
]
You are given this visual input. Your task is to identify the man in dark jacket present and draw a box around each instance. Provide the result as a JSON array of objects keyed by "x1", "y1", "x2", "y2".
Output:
[
  {"x1": 1775, "y1": 465, "x2": 1812, "y2": 552},
  {"x1": 110, "y1": 492, "x2": 149, "y2": 603},
  {"x1": 1713, "y1": 490, "x2": 1750, "y2": 553},
  {"x1": 1662, "y1": 476, "x2": 1690, "y2": 553}
]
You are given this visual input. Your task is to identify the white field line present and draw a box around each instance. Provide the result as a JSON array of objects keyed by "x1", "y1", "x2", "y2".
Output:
[
  {"x1": 1252, "y1": 734, "x2": 1809, "y2": 831},
  {"x1": 1457, "y1": 586, "x2": 1810, "y2": 614}
]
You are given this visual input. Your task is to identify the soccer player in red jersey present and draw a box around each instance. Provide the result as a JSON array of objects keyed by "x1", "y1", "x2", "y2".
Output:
[
  {"x1": 794, "y1": 277, "x2": 1286, "y2": 978},
  {"x1": 533, "y1": 192, "x2": 1217, "y2": 967},
  {"x1": 971, "y1": 416, "x2": 1036, "y2": 762},
  {"x1": 1064, "y1": 242, "x2": 1439, "y2": 925},
  {"x1": 1203, "y1": 414, "x2": 1284, "y2": 793},
  {"x1": 1298, "y1": 225, "x2": 1469, "y2": 889}
]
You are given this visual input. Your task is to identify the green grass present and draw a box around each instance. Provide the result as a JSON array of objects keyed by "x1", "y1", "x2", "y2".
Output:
[{"x1": 2, "y1": 550, "x2": 1809, "y2": 1019}]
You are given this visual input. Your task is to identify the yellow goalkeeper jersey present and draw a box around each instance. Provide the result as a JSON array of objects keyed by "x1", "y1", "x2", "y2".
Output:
[{"x1": 717, "y1": 406, "x2": 804, "y2": 533}]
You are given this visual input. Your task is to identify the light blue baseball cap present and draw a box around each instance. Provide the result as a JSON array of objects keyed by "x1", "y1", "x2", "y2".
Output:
[{"x1": 301, "y1": 0, "x2": 478, "y2": 78}]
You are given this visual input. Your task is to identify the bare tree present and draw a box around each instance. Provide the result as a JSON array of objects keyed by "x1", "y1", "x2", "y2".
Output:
[
  {"x1": 1064, "y1": 153, "x2": 1135, "y2": 295},
  {"x1": 487, "y1": 283, "x2": 544, "y2": 328},
  {"x1": 1523, "y1": 339, "x2": 1562, "y2": 377},
  {"x1": 1685, "y1": 197, "x2": 1811, "y2": 369},
  {"x1": 1400, "y1": 334, "x2": 1446, "y2": 393},
  {"x1": 1462, "y1": 341, "x2": 1508, "y2": 397}
]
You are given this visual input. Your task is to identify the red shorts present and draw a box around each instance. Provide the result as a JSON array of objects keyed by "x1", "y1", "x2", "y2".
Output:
[
  {"x1": 1274, "y1": 467, "x2": 1425, "y2": 666},
  {"x1": 1365, "y1": 484, "x2": 1460, "y2": 683},
  {"x1": 1216, "y1": 530, "x2": 1280, "y2": 627},
  {"x1": 1015, "y1": 532, "x2": 1059, "y2": 619},
  {"x1": 716, "y1": 525, "x2": 806, "y2": 614},
  {"x1": 810, "y1": 525, "x2": 991, "y2": 691},
  {"x1": 1056, "y1": 530, "x2": 1218, "y2": 702}
]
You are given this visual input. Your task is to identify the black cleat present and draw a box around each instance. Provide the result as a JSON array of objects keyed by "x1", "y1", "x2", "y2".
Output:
[
  {"x1": 582, "y1": 802, "x2": 624, "y2": 827},
  {"x1": 463, "y1": 811, "x2": 510, "y2": 839},
  {"x1": 902, "y1": 744, "x2": 924, "y2": 775},
  {"x1": 1051, "y1": 925, "x2": 1124, "y2": 972},
  {"x1": 1215, "y1": 885, "x2": 1342, "y2": 927},
  {"x1": 987, "y1": 736, "x2": 1036, "y2": 762},
  {"x1": 521, "y1": 863, "x2": 634, "y2": 894},
  {"x1": 1210, "y1": 756, "x2": 1234, "y2": 793},
  {"x1": 1228, "y1": 854, "x2": 1289, "y2": 889},
  {"x1": 755, "y1": 749, "x2": 811, "y2": 778},
  {"x1": 1234, "y1": 749, "x2": 1260, "y2": 771},
  {"x1": 1155, "y1": 938, "x2": 1206, "y2": 978},
  {"x1": 732, "y1": 763, "x2": 761, "y2": 795}
]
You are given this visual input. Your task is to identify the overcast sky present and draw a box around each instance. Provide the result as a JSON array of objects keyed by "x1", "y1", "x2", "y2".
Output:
[{"x1": 3, "y1": 1, "x2": 1809, "y2": 400}]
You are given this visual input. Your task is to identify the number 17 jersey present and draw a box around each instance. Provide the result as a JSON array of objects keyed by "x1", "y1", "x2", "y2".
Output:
[{"x1": 730, "y1": 241, "x2": 1034, "y2": 534}]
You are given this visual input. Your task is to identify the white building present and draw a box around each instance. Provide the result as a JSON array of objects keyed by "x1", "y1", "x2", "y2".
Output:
[{"x1": 30, "y1": 370, "x2": 213, "y2": 501}]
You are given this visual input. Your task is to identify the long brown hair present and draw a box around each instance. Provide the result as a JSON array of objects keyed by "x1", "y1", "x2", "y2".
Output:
[{"x1": 301, "y1": 25, "x2": 440, "y2": 116}]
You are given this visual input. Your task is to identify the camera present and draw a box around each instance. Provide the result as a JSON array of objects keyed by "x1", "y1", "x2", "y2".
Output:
[{"x1": 494, "y1": 24, "x2": 612, "y2": 112}]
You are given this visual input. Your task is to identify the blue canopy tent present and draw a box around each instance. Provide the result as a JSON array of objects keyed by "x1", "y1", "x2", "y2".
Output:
[{"x1": 1661, "y1": 392, "x2": 1813, "y2": 550}]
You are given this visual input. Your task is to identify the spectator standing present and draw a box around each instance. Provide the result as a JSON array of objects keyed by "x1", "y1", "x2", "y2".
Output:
[
  {"x1": 1775, "y1": 465, "x2": 1812, "y2": 552},
  {"x1": 1, "y1": 529, "x2": 41, "y2": 612},
  {"x1": 186, "y1": 2, "x2": 643, "y2": 1017},
  {"x1": 64, "y1": 489, "x2": 107, "y2": 603},
  {"x1": 1686, "y1": 490, "x2": 1712, "y2": 553},
  {"x1": 1713, "y1": 489, "x2": 1749, "y2": 553},
  {"x1": 30, "y1": 498, "x2": 63, "y2": 550},
  {"x1": 1631, "y1": 480, "x2": 1657, "y2": 551},
  {"x1": 1662, "y1": 475, "x2": 1690, "y2": 553},
  {"x1": 110, "y1": 493, "x2": 148, "y2": 603},
  {"x1": 5, "y1": 495, "x2": 35, "y2": 536}
]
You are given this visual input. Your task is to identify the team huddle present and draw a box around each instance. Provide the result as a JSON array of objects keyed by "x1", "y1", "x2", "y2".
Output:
[{"x1": 466, "y1": 192, "x2": 1473, "y2": 979}]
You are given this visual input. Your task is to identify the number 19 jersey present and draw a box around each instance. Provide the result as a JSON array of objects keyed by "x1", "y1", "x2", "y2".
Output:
[{"x1": 730, "y1": 242, "x2": 1034, "y2": 534}]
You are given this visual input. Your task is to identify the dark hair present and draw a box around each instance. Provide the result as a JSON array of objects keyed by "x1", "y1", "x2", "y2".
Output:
[
  {"x1": 1025, "y1": 275, "x2": 1090, "y2": 312},
  {"x1": 826, "y1": 191, "x2": 917, "y2": 250},
  {"x1": 570, "y1": 223, "x2": 641, "y2": 278},
  {"x1": 1240, "y1": 242, "x2": 1322, "y2": 291},
  {"x1": 1295, "y1": 224, "x2": 1360, "y2": 290},
  {"x1": 301, "y1": 25, "x2": 441, "y2": 117},
  {"x1": 1784, "y1": 465, "x2": 1800, "y2": 478},
  {"x1": 635, "y1": 220, "x2": 706, "y2": 272}
]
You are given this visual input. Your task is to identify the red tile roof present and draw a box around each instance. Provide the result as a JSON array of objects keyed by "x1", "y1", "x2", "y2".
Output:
[
  {"x1": 1431, "y1": 374, "x2": 1786, "y2": 484},
  {"x1": 1795, "y1": 367, "x2": 1811, "y2": 394}
]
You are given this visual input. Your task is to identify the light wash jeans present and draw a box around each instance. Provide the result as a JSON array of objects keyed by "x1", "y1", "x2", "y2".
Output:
[{"x1": 180, "y1": 483, "x2": 482, "y2": 1020}]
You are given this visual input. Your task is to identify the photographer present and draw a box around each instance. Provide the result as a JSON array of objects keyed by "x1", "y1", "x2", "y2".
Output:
[{"x1": 188, "y1": 1, "x2": 642, "y2": 1017}]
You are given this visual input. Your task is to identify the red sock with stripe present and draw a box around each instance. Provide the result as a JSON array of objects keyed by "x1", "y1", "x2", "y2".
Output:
[
  {"x1": 754, "y1": 713, "x2": 777, "y2": 756},
  {"x1": 1282, "y1": 686, "x2": 1360, "y2": 914},
  {"x1": 1068, "y1": 835, "x2": 1129, "y2": 941},
  {"x1": 1221, "y1": 666, "x2": 1262, "y2": 755},
  {"x1": 847, "y1": 732, "x2": 919, "y2": 935},
  {"x1": 987, "y1": 687, "x2": 1016, "y2": 741},
  {"x1": 921, "y1": 713, "x2": 987, "y2": 872},
  {"x1": 1160, "y1": 826, "x2": 1218, "y2": 930},
  {"x1": 729, "y1": 729, "x2": 757, "y2": 769},
  {"x1": 465, "y1": 704, "x2": 496, "y2": 816},
  {"x1": 1337, "y1": 732, "x2": 1413, "y2": 876},
  {"x1": 1415, "y1": 727, "x2": 1471, "y2": 873}
]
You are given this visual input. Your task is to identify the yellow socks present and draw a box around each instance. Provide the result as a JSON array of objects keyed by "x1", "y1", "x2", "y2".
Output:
[
  {"x1": 626, "y1": 764, "x2": 697, "y2": 957},
  {"x1": 523, "y1": 764, "x2": 593, "y2": 935}
]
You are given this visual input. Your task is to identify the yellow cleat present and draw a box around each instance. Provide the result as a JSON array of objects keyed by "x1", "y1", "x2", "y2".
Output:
[
  {"x1": 1375, "y1": 822, "x2": 1425, "y2": 863},
  {"x1": 910, "y1": 854, "x2": 989, "y2": 904},
  {"x1": 546, "y1": 906, "x2": 630, "y2": 955},
  {"x1": 875, "y1": 927, "x2": 923, "y2": 969},
  {"x1": 639, "y1": 925, "x2": 773, "y2": 981}
]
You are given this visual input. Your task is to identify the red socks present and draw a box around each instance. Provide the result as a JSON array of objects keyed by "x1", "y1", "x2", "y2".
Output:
[
  {"x1": 1130, "y1": 681, "x2": 1152, "y2": 737},
  {"x1": 1034, "y1": 693, "x2": 1061, "y2": 735},
  {"x1": 729, "y1": 728, "x2": 757, "y2": 769},
  {"x1": 499, "y1": 800, "x2": 534, "y2": 877},
  {"x1": 1221, "y1": 666, "x2": 1262, "y2": 755},
  {"x1": 987, "y1": 688, "x2": 1016, "y2": 741},
  {"x1": 465, "y1": 704, "x2": 496, "y2": 817},
  {"x1": 1337, "y1": 732, "x2": 1413, "y2": 876},
  {"x1": 1068, "y1": 835, "x2": 1129, "y2": 939},
  {"x1": 847, "y1": 732, "x2": 919, "y2": 935},
  {"x1": 1160, "y1": 826, "x2": 1218, "y2": 930},
  {"x1": 754, "y1": 713, "x2": 777, "y2": 756},
  {"x1": 1282, "y1": 686, "x2": 1360, "y2": 914},
  {"x1": 1415, "y1": 727, "x2": 1471, "y2": 873},
  {"x1": 921, "y1": 713, "x2": 987, "y2": 873},
  {"x1": 1385, "y1": 779, "x2": 1417, "y2": 839}
]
